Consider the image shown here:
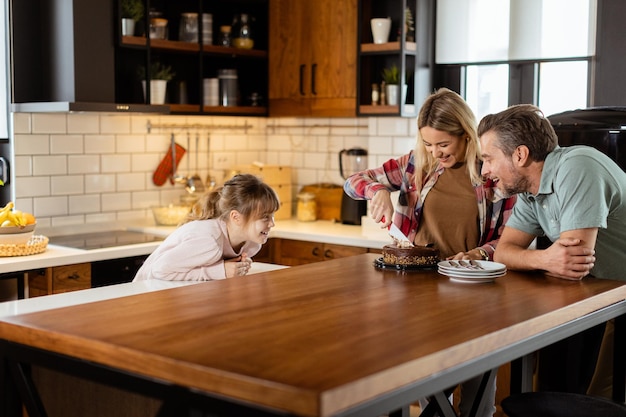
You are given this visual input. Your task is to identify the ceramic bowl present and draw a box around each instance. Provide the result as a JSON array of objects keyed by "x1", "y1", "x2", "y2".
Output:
[
  {"x1": 151, "y1": 206, "x2": 190, "y2": 226},
  {"x1": 0, "y1": 223, "x2": 36, "y2": 245}
]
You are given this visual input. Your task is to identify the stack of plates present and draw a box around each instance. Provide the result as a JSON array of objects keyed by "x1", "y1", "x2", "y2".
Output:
[{"x1": 437, "y1": 260, "x2": 507, "y2": 283}]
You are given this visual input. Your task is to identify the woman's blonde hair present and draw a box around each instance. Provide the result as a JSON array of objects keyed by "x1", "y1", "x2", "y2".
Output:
[
  {"x1": 183, "y1": 174, "x2": 280, "y2": 225},
  {"x1": 414, "y1": 88, "x2": 481, "y2": 190}
]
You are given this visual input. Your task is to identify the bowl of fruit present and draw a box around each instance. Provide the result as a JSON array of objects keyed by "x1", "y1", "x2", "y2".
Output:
[{"x1": 0, "y1": 202, "x2": 37, "y2": 245}]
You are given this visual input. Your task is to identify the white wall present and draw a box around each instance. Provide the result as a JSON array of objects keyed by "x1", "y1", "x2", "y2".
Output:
[{"x1": 11, "y1": 112, "x2": 417, "y2": 228}]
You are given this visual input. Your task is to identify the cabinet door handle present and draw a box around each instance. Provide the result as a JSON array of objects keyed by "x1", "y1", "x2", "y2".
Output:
[
  {"x1": 312, "y1": 247, "x2": 321, "y2": 257},
  {"x1": 324, "y1": 249, "x2": 333, "y2": 259},
  {"x1": 67, "y1": 273, "x2": 80, "y2": 280},
  {"x1": 311, "y1": 63, "x2": 317, "y2": 95},
  {"x1": 299, "y1": 64, "x2": 306, "y2": 96}
]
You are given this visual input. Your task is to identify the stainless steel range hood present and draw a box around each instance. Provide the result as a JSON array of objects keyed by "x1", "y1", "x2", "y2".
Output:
[{"x1": 11, "y1": 102, "x2": 170, "y2": 114}]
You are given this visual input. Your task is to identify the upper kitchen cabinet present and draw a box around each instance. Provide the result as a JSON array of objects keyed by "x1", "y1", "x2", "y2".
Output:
[
  {"x1": 9, "y1": 0, "x2": 268, "y2": 115},
  {"x1": 357, "y1": 0, "x2": 434, "y2": 117},
  {"x1": 268, "y1": 0, "x2": 357, "y2": 117},
  {"x1": 117, "y1": 0, "x2": 269, "y2": 116}
]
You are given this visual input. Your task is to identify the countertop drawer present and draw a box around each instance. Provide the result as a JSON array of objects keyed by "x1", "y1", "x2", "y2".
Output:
[{"x1": 28, "y1": 263, "x2": 91, "y2": 297}]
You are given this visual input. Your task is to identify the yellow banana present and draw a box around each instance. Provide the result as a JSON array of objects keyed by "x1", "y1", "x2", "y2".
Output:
[
  {"x1": 7, "y1": 210, "x2": 25, "y2": 227},
  {"x1": 0, "y1": 202, "x2": 12, "y2": 224}
]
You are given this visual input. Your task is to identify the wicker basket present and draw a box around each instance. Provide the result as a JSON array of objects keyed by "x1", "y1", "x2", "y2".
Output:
[{"x1": 0, "y1": 235, "x2": 48, "y2": 257}]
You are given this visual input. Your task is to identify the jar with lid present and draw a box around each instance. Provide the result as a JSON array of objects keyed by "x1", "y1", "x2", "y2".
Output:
[
  {"x1": 179, "y1": 12, "x2": 198, "y2": 43},
  {"x1": 232, "y1": 13, "x2": 254, "y2": 49},
  {"x1": 297, "y1": 193, "x2": 317, "y2": 222},
  {"x1": 218, "y1": 25, "x2": 232, "y2": 47}
]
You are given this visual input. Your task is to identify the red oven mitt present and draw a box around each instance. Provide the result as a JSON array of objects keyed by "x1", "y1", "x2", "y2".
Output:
[{"x1": 153, "y1": 143, "x2": 186, "y2": 186}]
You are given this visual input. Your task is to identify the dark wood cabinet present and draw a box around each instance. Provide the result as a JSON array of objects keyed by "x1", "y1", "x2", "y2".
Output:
[
  {"x1": 27, "y1": 263, "x2": 92, "y2": 297},
  {"x1": 9, "y1": 0, "x2": 269, "y2": 115},
  {"x1": 268, "y1": 0, "x2": 358, "y2": 117},
  {"x1": 357, "y1": 0, "x2": 434, "y2": 117}
]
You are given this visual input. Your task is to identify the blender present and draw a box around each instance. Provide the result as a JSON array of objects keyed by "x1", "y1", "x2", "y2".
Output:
[{"x1": 339, "y1": 148, "x2": 368, "y2": 225}]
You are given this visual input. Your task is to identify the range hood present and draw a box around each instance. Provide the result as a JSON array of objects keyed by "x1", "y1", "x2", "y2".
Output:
[
  {"x1": 9, "y1": 0, "x2": 170, "y2": 115},
  {"x1": 11, "y1": 102, "x2": 170, "y2": 114}
]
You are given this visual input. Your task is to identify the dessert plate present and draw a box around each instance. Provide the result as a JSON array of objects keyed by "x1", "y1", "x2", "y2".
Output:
[
  {"x1": 438, "y1": 268, "x2": 507, "y2": 278},
  {"x1": 447, "y1": 275, "x2": 504, "y2": 284},
  {"x1": 437, "y1": 260, "x2": 506, "y2": 273}
]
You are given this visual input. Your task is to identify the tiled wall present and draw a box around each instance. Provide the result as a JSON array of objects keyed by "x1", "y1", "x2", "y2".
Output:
[{"x1": 11, "y1": 112, "x2": 417, "y2": 228}]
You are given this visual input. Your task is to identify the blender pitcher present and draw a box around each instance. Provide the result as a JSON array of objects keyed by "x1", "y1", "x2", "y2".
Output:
[{"x1": 338, "y1": 148, "x2": 368, "y2": 225}]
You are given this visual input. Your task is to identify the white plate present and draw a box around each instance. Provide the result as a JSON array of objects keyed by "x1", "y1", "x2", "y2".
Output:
[
  {"x1": 437, "y1": 267, "x2": 506, "y2": 278},
  {"x1": 438, "y1": 260, "x2": 507, "y2": 274},
  {"x1": 448, "y1": 275, "x2": 502, "y2": 284}
]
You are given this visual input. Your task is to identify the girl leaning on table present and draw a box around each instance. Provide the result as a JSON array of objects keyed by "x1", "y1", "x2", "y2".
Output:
[
  {"x1": 343, "y1": 88, "x2": 517, "y2": 417},
  {"x1": 133, "y1": 174, "x2": 280, "y2": 282}
]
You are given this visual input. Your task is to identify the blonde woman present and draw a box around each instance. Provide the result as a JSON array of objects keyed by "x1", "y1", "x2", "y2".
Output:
[{"x1": 343, "y1": 88, "x2": 516, "y2": 417}]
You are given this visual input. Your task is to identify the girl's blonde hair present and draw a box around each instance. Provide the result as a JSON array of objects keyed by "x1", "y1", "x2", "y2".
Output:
[
  {"x1": 183, "y1": 174, "x2": 280, "y2": 225},
  {"x1": 414, "y1": 88, "x2": 481, "y2": 191}
]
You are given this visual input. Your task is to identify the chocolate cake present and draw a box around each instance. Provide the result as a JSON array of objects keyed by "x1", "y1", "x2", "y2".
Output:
[{"x1": 382, "y1": 243, "x2": 440, "y2": 266}]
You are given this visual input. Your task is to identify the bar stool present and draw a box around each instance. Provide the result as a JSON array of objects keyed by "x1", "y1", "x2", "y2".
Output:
[{"x1": 501, "y1": 392, "x2": 626, "y2": 417}]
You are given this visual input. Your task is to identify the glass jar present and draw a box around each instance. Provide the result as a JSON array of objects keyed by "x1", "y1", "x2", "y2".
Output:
[
  {"x1": 232, "y1": 13, "x2": 254, "y2": 49},
  {"x1": 218, "y1": 25, "x2": 232, "y2": 47},
  {"x1": 179, "y1": 13, "x2": 198, "y2": 43},
  {"x1": 297, "y1": 193, "x2": 317, "y2": 222}
]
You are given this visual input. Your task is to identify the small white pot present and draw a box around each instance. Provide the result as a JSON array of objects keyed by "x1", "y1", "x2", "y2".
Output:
[
  {"x1": 386, "y1": 83, "x2": 399, "y2": 106},
  {"x1": 142, "y1": 80, "x2": 168, "y2": 105},
  {"x1": 121, "y1": 18, "x2": 135, "y2": 36}
]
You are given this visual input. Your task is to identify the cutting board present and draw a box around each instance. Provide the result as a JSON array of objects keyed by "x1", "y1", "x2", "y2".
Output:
[{"x1": 299, "y1": 183, "x2": 343, "y2": 222}]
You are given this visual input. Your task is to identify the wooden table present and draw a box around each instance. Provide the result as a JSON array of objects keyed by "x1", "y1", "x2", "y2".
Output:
[{"x1": 1, "y1": 253, "x2": 625, "y2": 417}]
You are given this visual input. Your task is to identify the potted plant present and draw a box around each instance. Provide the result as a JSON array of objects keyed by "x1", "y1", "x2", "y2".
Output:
[
  {"x1": 121, "y1": 0, "x2": 144, "y2": 36},
  {"x1": 404, "y1": 7, "x2": 415, "y2": 42},
  {"x1": 381, "y1": 64, "x2": 401, "y2": 106},
  {"x1": 138, "y1": 62, "x2": 175, "y2": 104}
]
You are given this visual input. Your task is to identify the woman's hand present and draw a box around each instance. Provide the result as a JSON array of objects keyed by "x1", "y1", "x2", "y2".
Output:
[
  {"x1": 370, "y1": 190, "x2": 394, "y2": 228},
  {"x1": 224, "y1": 253, "x2": 253, "y2": 277}
]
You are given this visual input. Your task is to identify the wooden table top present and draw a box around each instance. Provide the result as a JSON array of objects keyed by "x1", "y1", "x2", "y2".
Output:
[{"x1": 1, "y1": 253, "x2": 625, "y2": 417}]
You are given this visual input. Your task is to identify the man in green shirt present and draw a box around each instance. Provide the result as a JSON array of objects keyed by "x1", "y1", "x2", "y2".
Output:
[{"x1": 477, "y1": 103, "x2": 626, "y2": 399}]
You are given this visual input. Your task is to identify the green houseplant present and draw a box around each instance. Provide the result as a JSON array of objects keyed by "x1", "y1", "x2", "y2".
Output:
[
  {"x1": 120, "y1": 0, "x2": 144, "y2": 36},
  {"x1": 121, "y1": 0, "x2": 144, "y2": 22},
  {"x1": 381, "y1": 64, "x2": 403, "y2": 106},
  {"x1": 138, "y1": 62, "x2": 175, "y2": 104}
]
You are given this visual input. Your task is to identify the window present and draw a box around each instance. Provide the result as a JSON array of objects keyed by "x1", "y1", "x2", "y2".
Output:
[{"x1": 436, "y1": 0, "x2": 597, "y2": 117}]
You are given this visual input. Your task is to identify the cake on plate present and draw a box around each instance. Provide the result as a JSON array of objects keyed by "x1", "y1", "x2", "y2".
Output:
[{"x1": 382, "y1": 242, "x2": 440, "y2": 266}]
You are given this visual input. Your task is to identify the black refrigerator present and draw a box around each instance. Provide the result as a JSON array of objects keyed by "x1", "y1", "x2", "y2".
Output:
[{"x1": 548, "y1": 106, "x2": 626, "y2": 172}]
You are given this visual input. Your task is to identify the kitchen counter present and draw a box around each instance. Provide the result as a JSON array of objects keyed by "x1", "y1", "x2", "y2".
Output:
[
  {"x1": 0, "y1": 261, "x2": 288, "y2": 318},
  {"x1": 0, "y1": 218, "x2": 389, "y2": 275}
]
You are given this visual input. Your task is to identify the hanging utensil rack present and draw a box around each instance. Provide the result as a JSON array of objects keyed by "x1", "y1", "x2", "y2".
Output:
[{"x1": 146, "y1": 120, "x2": 253, "y2": 134}]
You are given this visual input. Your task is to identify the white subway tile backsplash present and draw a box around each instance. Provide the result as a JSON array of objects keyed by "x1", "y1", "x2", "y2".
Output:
[
  {"x1": 116, "y1": 173, "x2": 146, "y2": 191},
  {"x1": 33, "y1": 155, "x2": 67, "y2": 176},
  {"x1": 84, "y1": 135, "x2": 116, "y2": 154},
  {"x1": 100, "y1": 115, "x2": 132, "y2": 134},
  {"x1": 34, "y1": 196, "x2": 68, "y2": 217},
  {"x1": 69, "y1": 194, "x2": 101, "y2": 214},
  {"x1": 51, "y1": 176, "x2": 84, "y2": 195},
  {"x1": 67, "y1": 114, "x2": 100, "y2": 134},
  {"x1": 102, "y1": 154, "x2": 131, "y2": 173},
  {"x1": 12, "y1": 112, "x2": 409, "y2": 226},
  {"x1": 13, "y1": 113, "x2": 31, "y2": 134},
  {"x1": 16, "y1": 177, "x2": 50, "y2": 198},
  {"x1": 101, "y1": 192, "x2": 131, "y2": 212},
  {"x1": 50, "y1": 135, "x2": 84, "y2": 154},
  {"x1": 13, "y1": 156, "x2": 32, "y2": 176},
  {"x1": 68, "y1": 155, "x2": 100, "y2": 174},
  {"x1": 85, "y1": 174, "x2": 116, "y2": 193},
  {"x1": 32, "y1": 114, "x2": 66, "y2": 134},
  {"x1": 14, "y1": 134, "x2": 50, "y2": 155}
]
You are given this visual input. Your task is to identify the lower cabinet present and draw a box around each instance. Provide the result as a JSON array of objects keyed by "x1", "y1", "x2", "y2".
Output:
[
  {"x1": 256, "y1": 238, "x2": 377, "y2": 266},
  {"x1": 27, "y1": 263, "x2": 91, "y2": 297}
]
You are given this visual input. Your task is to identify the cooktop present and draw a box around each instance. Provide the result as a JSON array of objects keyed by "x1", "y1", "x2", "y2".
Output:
[{"x1": 48, "y1": 230, "x2": 165, "y2": 250}]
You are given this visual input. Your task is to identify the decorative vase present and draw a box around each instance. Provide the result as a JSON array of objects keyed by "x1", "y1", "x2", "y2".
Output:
[
  {"x1": 386, "y1": 83, "x2": 399, "y2": 106},
  {"x1": 142, "y1": 80, "x2": 168, "y2": 104},
  {"x1": 121, "y1": 18, "x2": 135, "y2": 36},
  {"x1": 370, "y1": 17, "x2": 391, "y2": 44}
]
